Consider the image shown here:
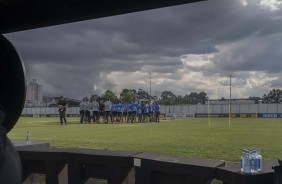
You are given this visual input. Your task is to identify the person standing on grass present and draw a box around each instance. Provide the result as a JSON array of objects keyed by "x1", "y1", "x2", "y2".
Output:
[
  {"x1": 154, "y1": 101, "x2": 161, "y2": 122},
  {"x1": 136, "y1": 104, "x2": 142, "y2": 123},
  {"x1": 79, "y1": 98, "x2": 85, "y2": 124},
  {"x1": 111, "y1": 103, "x2": 117, "y2": 123},
  {"x1": 144, "y1": 102, "x2": 150, "y2": 122},
  {"x1": 84, "y1": 98, "x2": 91, "y2": 123},
  {"x1": 140, "y1": 101, "x2": 145, "y2": 122},
  {"x1": 130, "y1": 101, "x2": 139, "y2": 123},
  {"x1": 122, "y1": 103, "x2": 129, "y2": 123},
  {"x1": 99, "y1": 100, "x2": 105, "y2": 123},
  {"x1": 104, "y1": 99, "x2": 112, "y2": 123},
  {"x1": 115, "y1": 101, "x2": 123, "y2": 123},
  {"x1": 149, "y1": 101, "x2": 155, "y2": 122},
  {"x1": 91, "y1": 98, "x2": 99, "y2": 123},
  {"x1": 58, "y1": 96, "x2": 67, "y2": 125}
]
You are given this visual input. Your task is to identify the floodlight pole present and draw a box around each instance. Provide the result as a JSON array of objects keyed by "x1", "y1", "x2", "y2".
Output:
[
  {"x1": 149, "y1": 72, "x2": 151, "y2": 103},
  {"x1": 229, "y1": 74, "x2": 231, "y2": 126},
  {"x1": 208, "y1": 98, "x2": 210, "y2": 126}
]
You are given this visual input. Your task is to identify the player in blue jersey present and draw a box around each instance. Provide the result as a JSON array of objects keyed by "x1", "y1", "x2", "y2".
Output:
[
  {"x1": 111, "y1": 103, "x2": 117, "y2": 123},
  {"x1": 136, "y1": 104, "x2": 142, "y2": 123},
  {"x1": 140, "y1": 101, "x2": 145, "y2": 122},
  {"x1": 121, "y1": 103, "x2": 127, "y2": 123},
  {"x1": 130, "y1": 101, "x2": 139, "y2": 123},
  {"x1": 126, "y1": 103, "x2": 132, "y2": 123},
  {"x1": 154, "y1": 101, "x2": 161, "y2": 122},
  {"x1": 115, "y1": 102, "x2": 124, "y2": 123},
  {"x1": 149, "y1": 101, "x2": 155, "y2": 122},
  {"x1": 143, "y1": 102, "x2": 150, "y2": 122}
]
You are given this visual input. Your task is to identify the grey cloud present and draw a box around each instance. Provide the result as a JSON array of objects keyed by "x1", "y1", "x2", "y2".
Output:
[
  {"x1": 271, "y1": 80, "x2": 282, "y2": 88},
  {"x1": 4, "y1": 0, "x2": 282, "y2": 98},
  {"x1": 212, "y1": 33, "x2": 282, "y2": 74}
]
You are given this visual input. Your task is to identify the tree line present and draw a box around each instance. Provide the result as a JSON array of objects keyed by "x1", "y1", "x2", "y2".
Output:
[
  {"x1": 89, "y1": 88, "x2": 282, "y2": 105},
  {"x1": 47, "y1": 88, "x2": 282, "y2": 107},
  {"x1": 87, "y1": 88, "x2": 209, "y2": 105}
]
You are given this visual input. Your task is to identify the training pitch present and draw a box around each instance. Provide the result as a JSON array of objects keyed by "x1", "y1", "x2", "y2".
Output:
[{"x1": 8, "y1": 117, "x2": 282, "y2": 162}]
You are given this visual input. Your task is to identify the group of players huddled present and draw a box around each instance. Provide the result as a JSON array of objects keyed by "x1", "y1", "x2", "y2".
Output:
[{"x1": 79, "y1": 97, "x2": 161, "y2": 124}]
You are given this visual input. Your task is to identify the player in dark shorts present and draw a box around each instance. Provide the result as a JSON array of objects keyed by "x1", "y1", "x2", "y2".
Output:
[
  {"x1": 140, "y1": 101, "x2": 145, "y2": 122},
  {"x1": 111, "y1": 103, "x2": 117, "y2": 123},
  {"x1": 99, "y1": 100, "x2": 105, "y2": 123},
  {"x1": 104, "y1": 99, "x2": 112, "y2": 123},
  {"x1": 79, "y1": 98, "x2": 85, "y2": 124},
  {"x1": 130, "y1": 101, "x2": 139, "y2": 123},
  {"x1": 136, "y1": 104, "x2": 142, "y2": 123},
  {"x1": 84, "y1": 98, "x2": 91, "y2": 123},
  {"x1": 115, "y1": 102, "x2": 123, "y2": 123},
  {"x1": 58, "y1": 96, "x2": 67, "y2": 125},
  {"x1": 149, "y1": 101, "x2": 155, "y2": 122},
  {"x1": 122, "y1": 103, "x2": 128, "y2": 123},
  {"x1": 126, "y1": 103, "x2": 132, "y2": 123},
  {"x1": 154, "y1": 101, "x2": 161, "y2": 122},
  {"x1": 143, "y1": 102, "x2": 150, "y2": 122},
  {"x1": 91, "y1": 98, "x2": 99, "y2": 123}
]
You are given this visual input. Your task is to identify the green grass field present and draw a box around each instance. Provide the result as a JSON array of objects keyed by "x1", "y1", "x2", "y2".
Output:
[{"x1": 7, "y1": 117, "x2": 282, "y2": 162}]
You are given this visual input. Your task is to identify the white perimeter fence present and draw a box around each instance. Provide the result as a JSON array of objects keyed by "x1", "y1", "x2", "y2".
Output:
[{"x1": 21, "y1": 104, "x2": 282, "y2": 117}]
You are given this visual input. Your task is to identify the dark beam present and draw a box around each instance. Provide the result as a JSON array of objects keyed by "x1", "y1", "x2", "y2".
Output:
[{"x1": 0, "y1": 0, "x2": 205, "y2": 34}]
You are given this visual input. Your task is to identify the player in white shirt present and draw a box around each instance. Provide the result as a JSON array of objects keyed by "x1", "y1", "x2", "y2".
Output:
[{"x1": 104, "y1": 99, "x2": 112, "y2": 123}]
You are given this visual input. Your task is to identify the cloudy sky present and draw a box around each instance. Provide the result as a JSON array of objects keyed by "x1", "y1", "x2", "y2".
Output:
[{"x1": 5, "y1": 0, "x2": 282, "y2": 100}]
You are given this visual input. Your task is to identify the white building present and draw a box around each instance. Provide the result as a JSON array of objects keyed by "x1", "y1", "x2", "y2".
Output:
[{"x1": 26, "y1": 79, "x2": 43, "y2": 106}]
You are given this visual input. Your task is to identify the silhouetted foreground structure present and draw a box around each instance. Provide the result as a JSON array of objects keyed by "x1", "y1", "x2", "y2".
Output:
[
  {"x1": 0, "y1": 0, "x2": 205, "y2": 34},
  {"x1": 13, "y1": 141, "x2": 278, "y2": 184},
  {"x1": 1, "y1": 0, "x2": 281, "y2": 183}
]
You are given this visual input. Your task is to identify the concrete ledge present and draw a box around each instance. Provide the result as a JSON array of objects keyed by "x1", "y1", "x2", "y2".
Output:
[{"x1": 12, "y1": 141, "x2": 50, "y2": 148}]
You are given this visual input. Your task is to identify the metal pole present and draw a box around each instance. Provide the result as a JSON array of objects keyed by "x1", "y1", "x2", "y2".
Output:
[
  {"x1": 230, "y1": 74, "x2": 231, "y2": 104},
  {"x1": 149, "y1": 72, "x2": 151, "y2": 103},
  {"x1": 229, "y1": 74, "x2": 231, "y2": 126},
  {"x1": 208, "y1": 99, "x2": 210, "y2": 126}
]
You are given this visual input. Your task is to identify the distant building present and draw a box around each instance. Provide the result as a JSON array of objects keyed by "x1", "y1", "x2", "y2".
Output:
[
  {"x1": 42, "y1": 96, "x2": 80, "y2": 107},
  {"x1": 26, "y1": 79, "x2": 43, "y2": 106},
  {"x1": 205, "y1": 99, "x2": 255, "y2": 105}
]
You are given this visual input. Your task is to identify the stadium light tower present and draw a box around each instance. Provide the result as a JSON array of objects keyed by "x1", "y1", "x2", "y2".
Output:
[
  {"x1": 229, "y1": 74, "x2": 231, "y2": 126},
  {"x1": 148, "y1": 72, "x2": 151, "y2": 102}
]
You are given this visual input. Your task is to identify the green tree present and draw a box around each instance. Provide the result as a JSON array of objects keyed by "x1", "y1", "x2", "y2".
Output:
[
  {"x1": 137, "y1": 89, "x2": 150, "y2": 100},
  {"x1": 185, "y1": 91, "x2": 208, "y2": 104},
  {"x1": 101, "y1": 90, "x2": 118, "y2": 102},
  {"x1": 183, "y1": 95, "x2": 189, "y2": 104},
  {"x1": 161, "y1": 91, "x2": 177, "y2": 105},
  {"x1": 120, "y1": 88, "x2": 138, "y2": 103},
  {"x1": 262, "y1": 89, "x2": 282, "y2": 103},
  {"x1": 176, "y1": 95, "x2": 183, "y2": 104},
  {"x1": 198, "y1": 92, "x2": 208, "y2": 104},
  {"x1": 90, "y1": 94, "x2": 99, "y2": 102}
]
